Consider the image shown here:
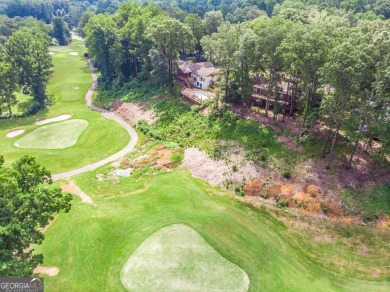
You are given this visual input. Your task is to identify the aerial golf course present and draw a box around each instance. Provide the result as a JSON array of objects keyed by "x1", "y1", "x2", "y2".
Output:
[
  {"x1": 0, "y1": 40, "x2": 129, "y2": 173},
  {"x1": 1, "y1": 40, "x2": 389, "y2": 291}
]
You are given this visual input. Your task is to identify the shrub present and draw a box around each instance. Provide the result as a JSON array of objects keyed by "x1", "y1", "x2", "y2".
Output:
[
  {"x1": 273, "y1": 194, "x2": 280, "y2": 202},
  {"x1": 170, "y1": 153, "x2": 184, "y2": 165},
  {"x1": 363, "y1": 212, "x2": 379, "y2": 223},
  {"x1": 232, "y1": 164, "x2": 238, "y2": 172},
  {"x1": 277, "y1": 199, "x2": 289, "y2": 208},
  {"x1": 191, "y1": 105, "x2": 201, "y2": 112},
  {"x1": 282, "y1": 170, "x2": 292, "y2": 179},
  {"x1": 24, "y1": 101, "x2": 42, "y2": 116},
  {"x1": 234, "y1": 185, "x2": 245, "y2": 197},
  {"x1": 260, "y1": 193, "x2": 269, "y2": 199}
]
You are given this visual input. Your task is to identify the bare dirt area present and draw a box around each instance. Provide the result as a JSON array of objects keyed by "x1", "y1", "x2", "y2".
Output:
[
  {"x1": 122, "y1": 143, "x2": 178, "y2": 171},
  {"x1": 33, "y1": 266, "x2": 59, "y2": 276},
  {"x1": 112, "y1": 101, "x2": 157, "y2": 126},
  {"x1": 61, "y1": 180, "x2": 94, "y2": 205},
  {"x1": 277, "y1": 135, "x2": 304, "y2": 152},
  {"x1": 181, "y1": 147, "x2": 263, "y2": 187},
  {"x1": 231, "y1": 104, "x2": 302, "y2": 135},
  {"x1": 244, "y1": 178, "x2": 343, "y2": 217}
]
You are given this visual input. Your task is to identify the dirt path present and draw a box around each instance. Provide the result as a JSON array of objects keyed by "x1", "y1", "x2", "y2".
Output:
[
  {"x1": 61, "y1": 180, "x2": 94, "y2": 205},
  {"x1": 52, "y1": 49, "x2": 138, "y2": 181},
  {"x1": 33, "y1": 266, "x2": 59, "y2": 276}
]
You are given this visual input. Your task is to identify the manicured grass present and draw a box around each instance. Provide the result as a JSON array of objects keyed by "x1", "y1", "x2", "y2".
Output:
[
  {"x1": 0, "y1": 40, "x2": 129, "y2": 173},
  {"x1": 14, "y1": 120, "x2": 88, "y2": 149},
  {"x1": 35, "y1": 170, "x2": 390, "y2": 291},
  {"x1": 121, "y1": 224, "x2": 249, "y2": 291}
]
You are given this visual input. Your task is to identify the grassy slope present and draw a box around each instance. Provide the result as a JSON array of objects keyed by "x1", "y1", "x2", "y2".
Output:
[
  {"x1": 0, "y1": 40, "x2": 129, "y2": 173},
  {"x1": 35, "y1": 170, "x2": 390, "y2": 291}
]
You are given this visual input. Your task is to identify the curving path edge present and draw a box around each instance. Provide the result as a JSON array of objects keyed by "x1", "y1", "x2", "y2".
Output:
[{"x1": 52, "y1": 59, "x2": 138, "y2": 181}]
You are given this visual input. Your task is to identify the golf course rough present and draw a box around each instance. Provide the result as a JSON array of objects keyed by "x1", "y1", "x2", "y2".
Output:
[
  {"x1": 121, "y1": 224, "x2": 250, "y2": 292},
  {"x1": 14, "y1": 119, "x2": 89, "y2": 149}
]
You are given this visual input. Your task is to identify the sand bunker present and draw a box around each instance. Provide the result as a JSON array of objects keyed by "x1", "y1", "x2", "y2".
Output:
[
  {"x1": 33, "y1": 266, "x2": 59, "y2": 276},
  {"x1": 35, "y1": 114, "x2": 72, "y2": 125},
  {"x1": 68, "y1": 52, "x2": 79, "y2": 56},
  {"x1": 6, "y1": 129, "x2": 25, "y2": 138},
  {"x1": 121, "y1": 224, "x2": 249, "y2": 292},
  {"x1": 48, "y1": 52, "x2": 55, "y2": 55}
]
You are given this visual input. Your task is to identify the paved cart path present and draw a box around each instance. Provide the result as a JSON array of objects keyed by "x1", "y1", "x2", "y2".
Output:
[{"x1": 52, "y1": 59, "x2": 138, "y2": 181}]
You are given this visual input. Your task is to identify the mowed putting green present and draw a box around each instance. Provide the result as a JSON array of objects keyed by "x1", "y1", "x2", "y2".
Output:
[
  {"x1": 121, "y1": 224, "x2": 249, "y2": 291},
  {"x1": 0, "y1": 40, "x2": 130, "y2": 173},
  {"x1": 14, "y1": 120, "x2": 88, "y2": 149}
]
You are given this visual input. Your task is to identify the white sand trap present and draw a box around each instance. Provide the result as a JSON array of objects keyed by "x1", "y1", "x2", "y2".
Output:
[
  {"x1": 69, "y1": 52, "x2": 79, "y2": 56},
  {"x1": 33, "y1": 266, "x2": 59, "y2": 276},
  {"x1": 6, "y1": 129, "x2": 25, "y2": 138},
  {"x1": 121, "y1": 224, "x2": 249, "y2": 292},
  {"x1": 35, "y1": 114, "x2": 72, "y2": 125},
  {"x1": 48, "y1": 52, "x2": 55, "y2": 55}
]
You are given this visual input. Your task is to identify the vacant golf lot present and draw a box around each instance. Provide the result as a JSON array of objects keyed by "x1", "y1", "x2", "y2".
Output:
[
  {"x1": 35, "y1": 170, "x2": 390, "y2": 291},
  {"x1": 0, "y1": 40, "x2": 129, "y2": 173}
]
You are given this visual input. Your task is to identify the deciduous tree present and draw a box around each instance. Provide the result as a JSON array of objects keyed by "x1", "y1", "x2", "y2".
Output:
[{"x1": 0, "y1": 156, "x2": 72, "y2": 277}]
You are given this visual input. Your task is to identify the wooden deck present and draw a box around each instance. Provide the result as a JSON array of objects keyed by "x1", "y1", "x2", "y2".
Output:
[{"x1": 181, "y1": 88, "x2": 211, "y2": 104}]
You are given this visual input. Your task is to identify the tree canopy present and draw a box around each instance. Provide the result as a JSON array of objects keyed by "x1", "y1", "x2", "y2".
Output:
[{"x1": 0, "y1": 156, "x2": 72, "y2": 277}]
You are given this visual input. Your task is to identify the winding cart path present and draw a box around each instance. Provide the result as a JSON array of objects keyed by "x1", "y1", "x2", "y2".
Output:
[{"x1": 52, "y1": 59, "x2": 138, "y2": 181}]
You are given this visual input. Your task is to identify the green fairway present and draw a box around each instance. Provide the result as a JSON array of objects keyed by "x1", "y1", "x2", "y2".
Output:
[
  {"x1": 34, "y1": 170, "x2": 390, "y2": 291},
  {"x1": 14, "y1": 120, "x2": 88, "y2": 149},
  {"x1": 121, "y1": 224, "x2": 249, "y2": 292},
  {"x1": 0, "y1": 40, "x2": 129, "y2": 173}
]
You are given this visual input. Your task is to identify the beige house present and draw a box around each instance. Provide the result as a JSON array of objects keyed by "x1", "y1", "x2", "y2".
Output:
[{"x1": 177, "y1": 61, "x2": 219, "y2": 90}]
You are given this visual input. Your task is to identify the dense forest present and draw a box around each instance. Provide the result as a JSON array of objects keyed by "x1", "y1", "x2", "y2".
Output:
[{"x1": 77, "y1": 1, "x2": 389, "y2": 171}]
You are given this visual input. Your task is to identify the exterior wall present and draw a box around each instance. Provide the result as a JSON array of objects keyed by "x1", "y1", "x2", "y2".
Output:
[{"x1": 193, "y1": 75, "x2": 217, "y2": 90}]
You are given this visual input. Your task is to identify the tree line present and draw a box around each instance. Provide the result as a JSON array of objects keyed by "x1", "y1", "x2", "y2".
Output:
[
  {"x1": 0, "y1": 22, "x2": 52, "y2": 117},
  {"x1": 138, "y1": 0, "x2": 390, "y2": 20},
  {"x1": 83, "y1": 1, "x2": 389, "y2": 171},
  {"x1": 0, "y1": 0, "x2": 124, "y2": 26}
]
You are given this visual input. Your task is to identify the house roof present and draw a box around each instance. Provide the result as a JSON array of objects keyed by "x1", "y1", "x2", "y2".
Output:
[{"x1": 179, "y1": 61, "x2": 219, "y2": 78}]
